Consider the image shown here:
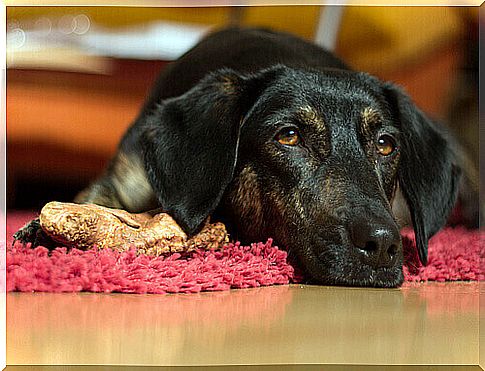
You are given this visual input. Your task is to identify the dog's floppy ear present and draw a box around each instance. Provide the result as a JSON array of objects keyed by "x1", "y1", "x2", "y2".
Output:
[
  {"x1": 142, "y1": 67, "x2": 282, "y2": 235},
  {"x1": 383, "y1": 83, "x2": 461, "y2": 265}
]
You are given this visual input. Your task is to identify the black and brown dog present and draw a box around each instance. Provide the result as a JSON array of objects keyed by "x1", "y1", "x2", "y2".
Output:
[{"x1": 15, "y1": 27, "x2": 462, "y2": 288}]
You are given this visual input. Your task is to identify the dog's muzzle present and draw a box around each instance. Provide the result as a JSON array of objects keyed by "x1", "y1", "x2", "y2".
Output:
[
  {"x1": 308, "y1": 209, "x2": 404, "y2": 287},
  {"x1": 349, "y1": 215, "x2": 402, "y2": 269}
]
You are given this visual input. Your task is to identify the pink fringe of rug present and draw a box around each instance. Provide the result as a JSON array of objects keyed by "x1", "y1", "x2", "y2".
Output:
[
  {"x1": 5, "y1": 213, "x2": 484, "y2": 293},
  {"x1": 402, "y1": 227, "x2": 483, "y2": 282},
  {"x1": 7, "y1": 240, "x2": 294, "y2": 294}
]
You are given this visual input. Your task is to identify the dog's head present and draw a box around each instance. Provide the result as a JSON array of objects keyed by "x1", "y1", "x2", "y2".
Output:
[{"x1": 143, "y1": 65, "x2": 460, "y2": 288}]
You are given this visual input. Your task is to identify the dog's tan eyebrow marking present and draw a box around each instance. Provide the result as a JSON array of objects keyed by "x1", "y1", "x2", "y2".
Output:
[
  {"x1": 297, "y1": 105, "x2": 325, "y2": 130},
  {"x1": 361, "y1": 107, "x2": 381, "y2": 134}
]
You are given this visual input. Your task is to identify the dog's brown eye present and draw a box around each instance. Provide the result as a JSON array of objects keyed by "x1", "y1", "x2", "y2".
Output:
[
  {"x1": 276, "y1": 128, "x2": 301, "y2": 146},
  {"x1": 376, "y1": 135, "x2": 397, "y2": 156}
]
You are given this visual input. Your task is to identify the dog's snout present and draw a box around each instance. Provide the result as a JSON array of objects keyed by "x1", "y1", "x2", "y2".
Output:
[{"x1": 351, "y1": 218, "x2": 401, "y2": 268}]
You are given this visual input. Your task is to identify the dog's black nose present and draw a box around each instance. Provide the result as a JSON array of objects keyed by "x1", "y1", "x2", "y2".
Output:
[{"x1": 350, "y1": 219, "x2": 401, "y2": 268}]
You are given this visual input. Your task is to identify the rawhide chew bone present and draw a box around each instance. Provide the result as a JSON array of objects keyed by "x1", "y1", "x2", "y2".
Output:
[{"x1": 39, "y1": 201, "x2": 229, "y2": 255}]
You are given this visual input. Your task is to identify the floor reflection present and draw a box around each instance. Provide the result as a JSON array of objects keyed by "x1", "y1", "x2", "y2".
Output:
[
  {"x1": 8, "y1": 285, "x2": 294, "y2": 365},
  {"x1": 7, "y1": 282, "x2": 479, "y2": 365}
]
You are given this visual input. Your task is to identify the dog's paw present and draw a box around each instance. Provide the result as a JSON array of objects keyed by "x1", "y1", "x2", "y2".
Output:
[{"x1": 13, "y1": 218, "x2": 58, "y2": 250}]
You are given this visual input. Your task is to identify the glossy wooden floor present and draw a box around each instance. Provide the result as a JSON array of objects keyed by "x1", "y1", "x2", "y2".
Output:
[{"x1": 7, "y1": 282, "x2": 483, "y2": 368}]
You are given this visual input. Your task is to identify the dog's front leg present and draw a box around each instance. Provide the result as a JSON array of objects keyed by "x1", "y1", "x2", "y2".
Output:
[{"x1": 13, "y1": 217, "x2": 59, "y2": 249}]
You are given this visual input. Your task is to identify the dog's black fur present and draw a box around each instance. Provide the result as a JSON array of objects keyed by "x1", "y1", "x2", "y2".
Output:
[{"x1": 15, "y1": 28, "x2": 461, "y2": 288}]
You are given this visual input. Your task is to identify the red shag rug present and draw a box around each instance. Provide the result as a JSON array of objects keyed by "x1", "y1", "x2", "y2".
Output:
[{"x1": 5, "y1": 212, "x2": 484, "y2": 293}]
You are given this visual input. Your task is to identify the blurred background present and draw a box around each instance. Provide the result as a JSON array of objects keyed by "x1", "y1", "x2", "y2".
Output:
[{"x1": 6, "y1": 6, "x2": 480, "y2": 222}]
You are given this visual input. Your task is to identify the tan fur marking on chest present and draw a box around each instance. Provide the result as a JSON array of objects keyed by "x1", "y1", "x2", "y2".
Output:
[
  {"x1": 220, "y1": 75, "x2": 238, "y2": 95},
  {"x1": 112, "y1": 151, "x2": 155, "y2": 211}
]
